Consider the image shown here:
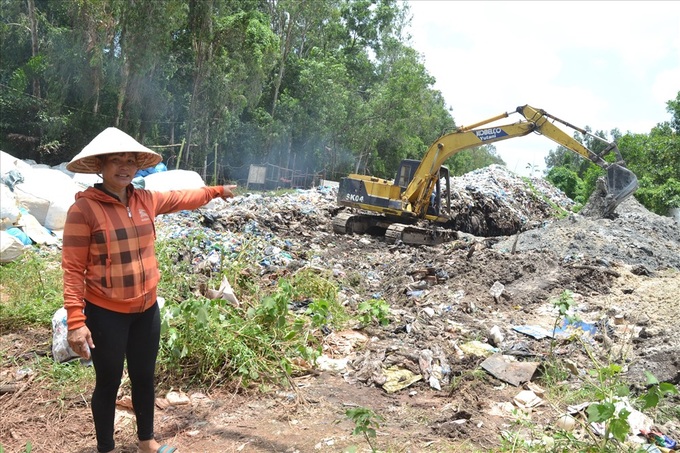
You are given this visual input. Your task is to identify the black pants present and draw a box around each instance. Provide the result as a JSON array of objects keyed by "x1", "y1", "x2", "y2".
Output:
[{"x1": 85, "y1": 301, "x2": 160, "y2": 453}]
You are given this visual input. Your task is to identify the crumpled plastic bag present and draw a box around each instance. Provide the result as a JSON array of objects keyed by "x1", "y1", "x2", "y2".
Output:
[{"x1": 51, "y1": 307, "x2": 80, "y2": 363}]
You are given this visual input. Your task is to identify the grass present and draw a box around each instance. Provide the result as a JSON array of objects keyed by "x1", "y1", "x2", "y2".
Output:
[{"x1": 0, "y1": 248, "x2": 63, "y2": 331}]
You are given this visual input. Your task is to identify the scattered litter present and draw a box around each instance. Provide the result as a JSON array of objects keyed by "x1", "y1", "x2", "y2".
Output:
[
  {"x1": 382, "y1": 366, "x2": 422, "y2": 393},
  {"x1": 489, "y1": 281, "x2": 504, "y2": 302},
  {"x1": 116, "y1": 395, "x2": 134, "y2": 410},
  {"x1": 204, "y1": 274, "x2": 240, "y2": 306},
  {"x1": 488, "y1": 325, "x2": 504, "y2": 346},
  {"x1": 480, "y1": 353, "x2": 539, "y2": 387},
  {"x1": 513, "y1": 389, "x2": 543, "y2": 409},
  {"x1": 641, "y1": 430, "x2": 678, "y2": 450},
  {"x1": 553, "y1": 318, "x2": 597, "y2": 338},
  {"x1": 166, "y1": 390, "x2": 191, "y2": 406},
  {"x1": 513, "y1": 325, "x2": 553, "y2": 340},
  {"x1": 587, "y1": 398, "x2": 653, "y2": 438},
  {"x1": 459, "y1": 340, "x2": 498, "y2": 357},
  {"x1": 316, "y1": 355, "x2": 349, "y2": 372},
  {"x1": 554, "y1": 414, "x2": 577, "y2": 431}
]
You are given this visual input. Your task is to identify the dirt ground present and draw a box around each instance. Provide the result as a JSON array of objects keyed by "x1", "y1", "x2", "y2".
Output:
[{"x1": 1, "y1": 171, "x2": 679, "y2": 453}]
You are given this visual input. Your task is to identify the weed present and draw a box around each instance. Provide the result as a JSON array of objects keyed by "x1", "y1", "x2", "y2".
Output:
[
  {"x1": 344, "y1": 271, "x2": 364, "y2": 289},
  {"x1": 548, "y1": 290, "x2": 578, "y2": 358},
  {"x1": 357, "y1": 298, "x2": 390, "y2": 327},
  {"x1": 158, "y1": 276, "x2": 325, "y2": 387},
  {"x1": 344, "y1": 407, "x2": 384, "y2": 452}
]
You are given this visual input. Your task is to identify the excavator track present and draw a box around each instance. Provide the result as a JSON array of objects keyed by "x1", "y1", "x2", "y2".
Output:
[
  {"x1": 332, "y1": 212, "x2": 356, "y2": 235},
  {"x1": 385, "y1": 223, "x2": 457, "y2": 246},
  {"x1": 334, "y1": 212, "x2": 457, "y2": 245},
  {"x1": 332, "y1": 212, "x2": 386, "y2": 235}
]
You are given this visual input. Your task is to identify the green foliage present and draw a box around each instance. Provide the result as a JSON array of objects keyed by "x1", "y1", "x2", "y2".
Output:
[
  {"x1": 639, "y1": 371, "x2": 679, "y2": 410},
  {"x1": 344, "y1": 406, "x2": 384, "y2": 453},
  {"x1": 0, "y1": 249, "x2": 63, "y2": 330},
  {"x1": 156, "y1": 236, "x2": 350, "y2": 387},
  {"x1": 0, "y1": 0, "x2": 455, "y2": 183},
  {"x1": 158, "y1": 279, "x2": 322, "y2": 386},
  {"x1": 633, "y1": 177, "x2": 680, "y2": 216},
  {"x1": 548, "y1": 290, "x2": 577, "y2": 357},
  {"x1": 546, "y1": 166, "x2": 585, "y2": 203},
  {"x1": 43, "y1": 357, "x2": 96, "y2": 394},
  {"x1": 357, "y1": 298, "x2": 390, "y2": 327}
]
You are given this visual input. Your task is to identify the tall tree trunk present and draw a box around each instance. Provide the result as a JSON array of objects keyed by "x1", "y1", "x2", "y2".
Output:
[
  {"x1": 271, "y1": 10, "x2": 294, "y2": 117},
  {"x1": 115, "y1": 58, "x2": 129, "y2": 128},
  {"x1": 184, "y1": 0, "x2": 213, "y2": 168},
  {"x1": 26, "y1": 0, "x2": 40, "y2": 99}
]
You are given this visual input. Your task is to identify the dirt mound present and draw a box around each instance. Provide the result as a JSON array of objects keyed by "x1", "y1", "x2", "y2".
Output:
[{"x1": 493, "y1": 196, "x2": 680, "y2": 271}]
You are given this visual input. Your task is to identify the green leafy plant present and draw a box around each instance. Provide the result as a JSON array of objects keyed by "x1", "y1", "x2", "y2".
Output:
[
  {"x1": 357, "y1": 298, "x2": 390, "y2": 327},
  {"x1": 639, "y1": 371, "x2": 679, "y2": 411},
  {"x1": 549, "y1": 290, "x2": 578, "y2": 357},
  {"x1": 581, "y1": 366, "x2": 678, "y2": 452},
  {"x1": 344, "y1": 407, "x2": 384, "y2": 453},
  {"x1": 158, "y1": 275, "x2": 327, "y2": 387}
]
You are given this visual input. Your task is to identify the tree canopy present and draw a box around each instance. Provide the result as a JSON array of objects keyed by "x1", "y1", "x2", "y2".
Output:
[{"x1": 1, "y1": 0, "x2": 495, "y2": 183}]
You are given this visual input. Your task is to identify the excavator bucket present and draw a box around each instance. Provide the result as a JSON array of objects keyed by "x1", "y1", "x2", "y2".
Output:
[{"x1": 603, "y1": 163, "x2": 639, "y2": 215}]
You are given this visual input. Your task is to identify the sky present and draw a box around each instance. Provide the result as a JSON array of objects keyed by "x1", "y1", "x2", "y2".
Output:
[{"x1": 406, "y1": 1, "x2": 680, "y2": 176}]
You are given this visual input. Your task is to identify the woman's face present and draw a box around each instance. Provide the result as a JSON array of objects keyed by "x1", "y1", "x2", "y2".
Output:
[{"x1": 100, "y1": 153, "x2": 139, "y2": 192}]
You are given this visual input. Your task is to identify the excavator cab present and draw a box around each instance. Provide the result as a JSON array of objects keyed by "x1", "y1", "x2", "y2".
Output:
[{"x1": 395, "y1": 159, "x2": 450, "y2": 216}]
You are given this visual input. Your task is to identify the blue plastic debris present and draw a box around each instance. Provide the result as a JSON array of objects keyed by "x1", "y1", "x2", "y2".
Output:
[
  {"x1": 6, "y1": 227, "x2": 32, "y2": 245},
  {"x1": 553, "y1": 319, "x2": 597, "y2": 338}
]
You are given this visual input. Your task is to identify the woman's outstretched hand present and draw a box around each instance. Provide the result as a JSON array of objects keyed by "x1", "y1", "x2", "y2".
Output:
[{"x1": 222, "y1": 184, "x2": 237, "y2": 199}]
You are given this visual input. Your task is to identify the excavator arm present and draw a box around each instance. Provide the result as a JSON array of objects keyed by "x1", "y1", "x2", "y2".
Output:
[{"x1": 402, "y1": 104, "x2": 638, "y2": 217}]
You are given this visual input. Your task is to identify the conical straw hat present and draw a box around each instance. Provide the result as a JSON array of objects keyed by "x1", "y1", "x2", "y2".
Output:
[{"x1": 66, "y1": 127, "x2": 162, "y2": 174}]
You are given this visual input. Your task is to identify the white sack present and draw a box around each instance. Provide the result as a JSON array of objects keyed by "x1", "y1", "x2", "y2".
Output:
[
  {"x1": 72, "y1": 172, "x2": 103, "y2": 188},
  {"x1": 17, "y1": 211, "x2": 59, "y2": 245},
  {"x1": 14, "y1": 167, "x2": 82, "y2": 230},
  {"x1": 0, "y1": 230, "x2": 26, "y2": 263},
  {"x1": 0, "y1": 150, "x2": 33, "y2": 176},
  {"x1": 0, "y1": 184, "x2": 21, "y2": 224},
  {"x1": 144, "y1": 169, "x2": 219, "y2": 209}
]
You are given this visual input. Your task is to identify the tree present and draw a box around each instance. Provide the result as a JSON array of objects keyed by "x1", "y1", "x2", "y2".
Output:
[{"x1": 618, "y1": 99, "x2": 680, "y2": 215}]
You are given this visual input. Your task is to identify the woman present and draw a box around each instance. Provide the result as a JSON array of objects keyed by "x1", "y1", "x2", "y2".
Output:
[{"x1": 62, "y1": 127, "x2": 236, "y2": 453}]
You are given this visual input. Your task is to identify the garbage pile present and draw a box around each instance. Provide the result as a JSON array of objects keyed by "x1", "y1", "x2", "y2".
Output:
[{"x1": 446, "y1": 164, "x2": 576, "y2": 236}]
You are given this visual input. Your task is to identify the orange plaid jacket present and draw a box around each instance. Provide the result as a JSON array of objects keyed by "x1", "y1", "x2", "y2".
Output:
[{"x1": 62, "y1": 184, "x2": 225, "y2": 330}]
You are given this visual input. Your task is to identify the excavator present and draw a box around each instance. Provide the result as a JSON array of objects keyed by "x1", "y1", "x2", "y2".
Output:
[{"x1": 333, "y1": 104, "x2": 639, "y2": 246}]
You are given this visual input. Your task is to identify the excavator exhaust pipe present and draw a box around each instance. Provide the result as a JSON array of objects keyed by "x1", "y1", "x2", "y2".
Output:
[{"x1": 603, "y1": 163, "x2": 639, "y2": 216}]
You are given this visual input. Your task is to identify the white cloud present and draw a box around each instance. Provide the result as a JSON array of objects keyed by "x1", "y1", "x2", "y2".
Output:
[{"x1": 406, "y1": 0, "x2": 680, "y2": 175}]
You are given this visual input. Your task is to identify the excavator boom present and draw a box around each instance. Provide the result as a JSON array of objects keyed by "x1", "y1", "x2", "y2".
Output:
[{"x1": 402, "y1": 105, "x2": 638, "y2": 217}]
